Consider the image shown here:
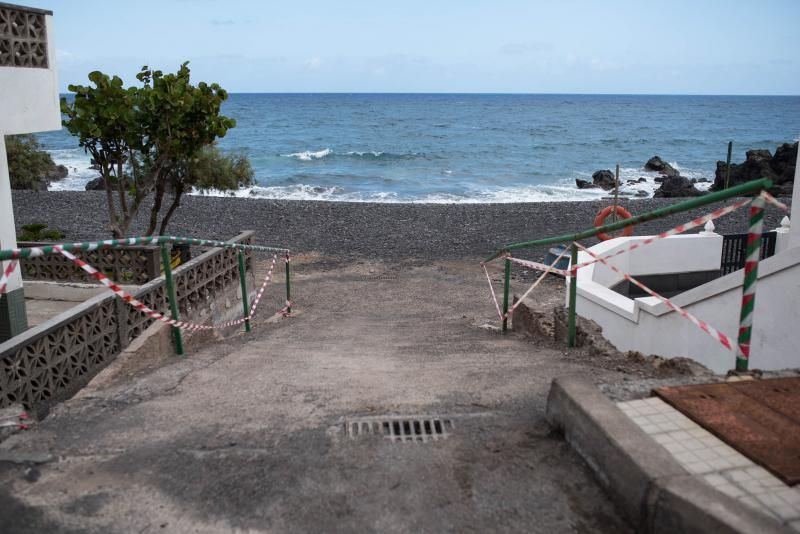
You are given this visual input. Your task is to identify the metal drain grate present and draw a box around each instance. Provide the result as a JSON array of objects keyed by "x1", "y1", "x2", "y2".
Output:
[
  {"x1": 359, "y1": 274, "x2": 398, "y2": 281},
  {"x1": 344, "y1": 416, "x2": 454, "y2": 443}
]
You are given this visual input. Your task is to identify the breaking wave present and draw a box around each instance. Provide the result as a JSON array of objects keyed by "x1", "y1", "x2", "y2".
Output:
[{"x1": 281, "y1": 149, "x2": 427, "y2": 161}]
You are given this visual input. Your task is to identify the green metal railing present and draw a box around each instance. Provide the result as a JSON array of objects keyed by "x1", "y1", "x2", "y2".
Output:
[
  {"x1": 485, "y1": 178, "x2": 772, "y2": 370},
  {"x1": 1, "y1": 234, "x2": 291, "y2": 357}
]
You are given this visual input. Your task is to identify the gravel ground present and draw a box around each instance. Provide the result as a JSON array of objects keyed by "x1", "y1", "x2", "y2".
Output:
[
  {"x1": 12, "y1": 191, "x2": 791, "y2": 261},
  {"x1": 0, "y1": 258, "x2": 635, "y2": 533}
]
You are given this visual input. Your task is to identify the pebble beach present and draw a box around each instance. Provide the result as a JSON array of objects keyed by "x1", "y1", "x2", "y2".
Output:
[{"x1": 12, "y1": 191, "x2": 792, "y2": 262}]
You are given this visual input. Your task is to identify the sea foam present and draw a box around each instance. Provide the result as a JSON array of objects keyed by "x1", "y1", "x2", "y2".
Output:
[{"x1": 282, "y1": 148, "x2": 333, "y2": 161}]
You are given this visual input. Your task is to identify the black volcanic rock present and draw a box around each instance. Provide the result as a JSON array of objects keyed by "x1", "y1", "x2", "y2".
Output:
[
  {"x1": 85, "y1": 177, "x2": 105, "y2": 191},
  {"x1": 591, "y1": 169, "x2": 616, "y2": 190},
  {"x1": 653, "y1": 176, "x2": 704, "y2": 198},
  {"x1": 575, "y1": 178, "x2": 599, "y2": 189},
  {"x1": 712, "y1": 142, "x2": 796, "y2": 193},
  {"x1": 771, "y1": 143, "x2": 797, "y2": 184},
  {"x1": 46, "y1": 164, "x2": 68, "y2": 181},
  {"x1": 645, "y1": 156, "x2": 680, "y2": 178}
]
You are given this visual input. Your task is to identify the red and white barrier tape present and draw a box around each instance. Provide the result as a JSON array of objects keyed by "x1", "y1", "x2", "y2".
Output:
[
  {"x1": 506, "y1": 256, "x2": 571, "y2": 277},
  {"x1": 571, "y1": 197, "x2": 752, "y2": 273},
  {"x1": 481, "y1": 246, "x2": 568, "y2": 321},
  {"x1": 575, "y1": 242, "x2": 734, "y2": 352},
  {"x1": 55, "y1": 246, "x2": 281, "y2": 332},
  {"x1": 506, "y1": 246, "x2": 569, "y2": 317},
  {"x1": 247, "y1": 255, "x2": 279, "y2": 320},
  {"x1": 760, "y1": 190, "x2": 790, "y2": 213},
  {"x1": 481, "y1": 262, "x2": 505, "y2": 321},
  {"x1": 0, "y1": 260, "x2": 18, "y2": 294},
  {"x1": 0, "y1": 411, "x2": 29, "y2": 431}
]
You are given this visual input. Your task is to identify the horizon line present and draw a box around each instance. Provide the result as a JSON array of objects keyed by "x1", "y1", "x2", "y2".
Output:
[{"x1": 57, "y1": 90, "x2": 800, "y2": 97}]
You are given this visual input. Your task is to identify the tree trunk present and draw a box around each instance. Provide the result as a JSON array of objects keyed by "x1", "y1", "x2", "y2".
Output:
[
  {"x1": 146, "y1": 178, "x2": 167, "y2": 236},
  {"x1": 101, "y1": 163, "x2": 123, "y2": 238},
  {"x1": 158, "y1": 183, "x2": 184, "y2": 236},
  {"x1": 117, "y1": 160, "x2": 128, "y2": 217}
]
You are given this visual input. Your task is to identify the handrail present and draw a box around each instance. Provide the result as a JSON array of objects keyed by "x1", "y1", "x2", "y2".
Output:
[
  {"x1": 0, "y1": 235, "x2": 289, "y2": 261},
  {"x1": 484, "y1": 178, "x2": 772, "y2": 262},
  {"x1": 484, "y1": 177, "x2": 777, "y2": 375},
  {"x1": 1, "y1": 233, "x2": 291, "y2": 357}
]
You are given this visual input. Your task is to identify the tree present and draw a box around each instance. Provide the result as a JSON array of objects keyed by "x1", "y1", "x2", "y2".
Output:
[
  {"x1": 61, "y1": 62, "x2": 236, "y2": 238},
  {"x1": 61, "y1": 71, "x2": 146, "y2": 237},
  {"x1": 5, "y1": 134, "x2": 59, "y2": 190},
  {"x1": 155, "y1": 145, "x2": 255, "y2": 235},
  {"x1": 136, "y1": 63, "x2": 236, "y2": 235}
]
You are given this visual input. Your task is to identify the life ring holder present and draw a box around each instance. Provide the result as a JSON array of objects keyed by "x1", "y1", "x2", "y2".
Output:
[{"x1": 594, "y1": 206, "x2": 634, "y2": 241}]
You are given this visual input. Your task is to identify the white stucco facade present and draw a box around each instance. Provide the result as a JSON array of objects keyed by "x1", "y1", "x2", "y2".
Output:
[
  {"x1": 570, "y1": 148, "x2": 800, "y2": 373},
  {"x1": 0, "y1": 6, "x2": 59, "y2": 339},
  {"x1": 0, "y1": 12, "x2": 60, "y2": 135},
  {"x1": 790, "y1": 152, "x2": 800, "y2": 249}
]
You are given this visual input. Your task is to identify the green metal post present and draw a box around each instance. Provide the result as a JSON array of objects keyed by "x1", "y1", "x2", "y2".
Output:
[
  {"x1": 237, "y1": 251, "x2": 251, "y2": 332},
  {"x1": 160, "y1": 244, "x2": 184, "y2": 356},
  {"x1": 285, "y1": 253, "x2": 292, "y2": 314},
  {"x1": 725, "y1": 141, "x2": 733, "y2": 189},
  {"x1": 502, "y1": 258, "x2": 511, "y2": 332},
  {"x1": 567, "y1": 243, "x2": 578, "y2": 347},
  {"x1": 735, "y1": 194, "x2": 766, "y2": 371}
]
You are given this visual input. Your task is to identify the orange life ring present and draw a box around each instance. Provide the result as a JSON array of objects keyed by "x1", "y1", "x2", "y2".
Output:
[{"x1": 594, "y1": 206, "x2": 634, "y2": 241}]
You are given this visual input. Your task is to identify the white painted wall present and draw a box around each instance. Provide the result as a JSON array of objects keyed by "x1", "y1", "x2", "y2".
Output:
[
  {"x1": 571, "y1": 236, "x2": 800, "y2": 373},
  {"x1": 0, "y1": 138, "x2": 22, "y2": 291},
  {"x1": 0, "y1": 14, "x2": 60, "y2": 135},
  {"x1": 789, "y1": 146, "x2": 800, "y2": 250},
  {"x1": 1, "y1": 12, "x2": 59, "y2": 295},
  {"x1": 586, "y1": 234, "x2": 724, "y2": 288}
]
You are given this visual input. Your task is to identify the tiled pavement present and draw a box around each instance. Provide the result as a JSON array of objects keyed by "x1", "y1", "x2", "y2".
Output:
[{"x1": 618, "y1": 396, "x2": 800, "y2": 531}]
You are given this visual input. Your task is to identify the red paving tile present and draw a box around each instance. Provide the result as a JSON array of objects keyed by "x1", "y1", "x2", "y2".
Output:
[{"x1": 654, "y1": 378, "x2": 800, "y2": 485}]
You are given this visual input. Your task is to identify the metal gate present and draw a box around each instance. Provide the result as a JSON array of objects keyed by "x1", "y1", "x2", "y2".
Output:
[{"x1": 720, "y1": 231, "x2": 777, "y2": 275}]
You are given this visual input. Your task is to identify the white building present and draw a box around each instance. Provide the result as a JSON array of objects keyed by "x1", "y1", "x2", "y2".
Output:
[
  {"x1": 569, "y1": 154, "x2": 800, "y2": 373},
  {"x1": 0, "y1": 3, "x2": 60, "y2": 340}
]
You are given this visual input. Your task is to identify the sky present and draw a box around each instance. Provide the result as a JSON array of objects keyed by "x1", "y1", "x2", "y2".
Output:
[{"x1": 33, "y1": 0, "x2": 800, "y2": 95}]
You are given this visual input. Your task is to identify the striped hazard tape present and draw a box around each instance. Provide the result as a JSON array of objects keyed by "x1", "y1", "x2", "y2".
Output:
[
  {"x1": 0, "y1": 411, "x2": 29, "y2": 431},
  {"x1": 248, "y1": 255, "x2": 290, "y2": 319},
  {"x1": 0, "y1": 260, "x2": 18, "y2": 294},
  {"x1": 506, "y1": 256, "x2": 571, "y2": 277},
  {"x1": 55, "y1": 246, "x2": 282, "y2": 332},
  {"x1": 760, "y1": 190, "x2": 790, "y2": 213},
  {"x1": 481, "y1": 246, "x2": 568, "y2": 321},
  {"x1": 575, "y1": 242, "x2": 734, "y2": 352},
  {"x1": 571, "y1": 197, "x2": 752, "y2": 273},
  {"x1": 5, "y1": 235, "x2": 288, "y2": 260},
  {"x1": 490, "y1": 198, "x2": 751, "y2": 282}
]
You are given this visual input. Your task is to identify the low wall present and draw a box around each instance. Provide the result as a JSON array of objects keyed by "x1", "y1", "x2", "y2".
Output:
[
  {"x1": 23, "y1": 281, "x2": 141, "y2": 302},
  {"x1": 571, "y1": 234, "x2": 800, "y2": 373},
  {"x1": 18, "y1": 242, "x2": 161, "y2": 285},
  {"x1": 0, "y1": 231, "x2": 256, "y2": 416}
]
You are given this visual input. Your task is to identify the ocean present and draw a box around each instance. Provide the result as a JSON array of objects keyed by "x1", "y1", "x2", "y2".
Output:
[{"x1": 39, "y1": 93, "x2": 800, "y2": 202}]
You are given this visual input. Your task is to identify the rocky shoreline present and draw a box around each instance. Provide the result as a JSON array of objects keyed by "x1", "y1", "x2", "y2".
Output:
[
  {"x1": 576, "y1": 143, "x2": 797, "y2": 199},
  {"x1": 11, "y1": 191, "x2": 792, "y2": 261}
]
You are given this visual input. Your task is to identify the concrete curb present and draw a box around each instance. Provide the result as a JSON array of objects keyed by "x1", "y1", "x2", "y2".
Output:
[{"x1": 546, "y1": 376, "x2": 789, "y2": 533}]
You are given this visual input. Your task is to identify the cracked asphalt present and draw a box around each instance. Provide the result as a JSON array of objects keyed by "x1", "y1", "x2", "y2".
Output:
[{"x1": 0, "y1": 256, "x2": 635, "y2": 533}]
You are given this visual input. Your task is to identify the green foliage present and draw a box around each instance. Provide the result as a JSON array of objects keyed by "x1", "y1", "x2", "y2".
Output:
[
  {"x1": 18, "y1": 223, "x2": 65, "y2": 242},
  {"x1": 5, "y1": 135, "x2": 58, "y2": 190},
  {"x1": 152, "y1": 145, "x2": 254, "y2": 235},
  {"x1": 61, "y1": 71, "x2": 142, "y2": 165},
  {"x1": 136, "y1": 63, "x2": 236, "y2": 163},
  {"x1": 187, "y1": 145, "x2": 255, "y2": 192},
  {"x1": 60, "y1": 62, "x2": 236, "y2": 238}
]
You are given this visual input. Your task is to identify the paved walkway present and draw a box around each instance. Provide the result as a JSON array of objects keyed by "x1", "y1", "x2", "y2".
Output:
[{"x1": 1, "y1": 257, "x2": 632, "y2": 533}]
